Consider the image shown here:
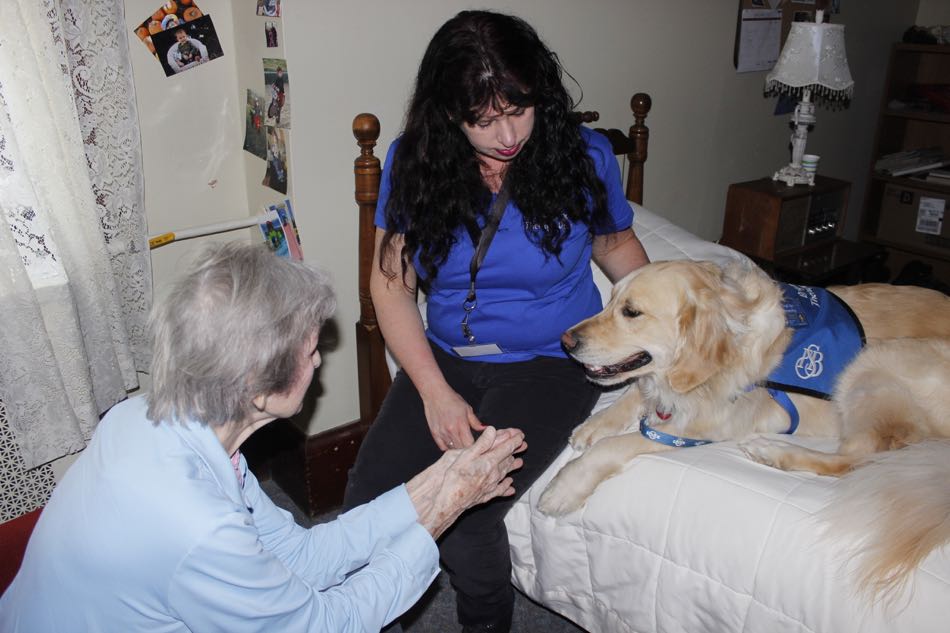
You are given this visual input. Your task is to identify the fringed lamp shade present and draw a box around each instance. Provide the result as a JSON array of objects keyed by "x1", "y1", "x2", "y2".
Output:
[
  {"x1": 766, "y1": 21, "x2": 854, "y2": 102},
  {"x1": 766, "y1": 12, "x2": 853, "y2": 186}
]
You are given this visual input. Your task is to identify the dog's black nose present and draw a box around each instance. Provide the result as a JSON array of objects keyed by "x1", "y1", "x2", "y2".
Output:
[{"x1": 561, "y1": 330, "x2": 578, "y2": 352}]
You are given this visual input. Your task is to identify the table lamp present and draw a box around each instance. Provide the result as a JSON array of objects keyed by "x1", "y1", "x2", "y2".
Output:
[{"x1": 765, "y1": 10, "x2": 853, "y2": 186}]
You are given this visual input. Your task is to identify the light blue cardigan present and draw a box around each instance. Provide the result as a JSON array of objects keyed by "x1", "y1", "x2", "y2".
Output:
[{"x1": 0, "y1": 395, "x2": 438, "y2": 632}]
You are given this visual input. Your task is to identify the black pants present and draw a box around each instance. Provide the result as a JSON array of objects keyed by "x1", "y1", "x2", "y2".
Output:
[{"x1": 343, "y1": 341, "x2": 599, "y2": 628}]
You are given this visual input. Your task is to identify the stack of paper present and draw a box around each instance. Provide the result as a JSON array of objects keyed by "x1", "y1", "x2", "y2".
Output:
[
  {"x1": 875, "y1": 147, "x2": 947, "y2": 177},
  {"x1": 925, "y1": 168, "x2": 950, "y2": 185}
]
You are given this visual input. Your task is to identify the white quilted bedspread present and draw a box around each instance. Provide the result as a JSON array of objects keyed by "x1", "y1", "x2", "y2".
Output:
[{"x1": 504, "y1": 204, "x2": 950, "y2": 633}]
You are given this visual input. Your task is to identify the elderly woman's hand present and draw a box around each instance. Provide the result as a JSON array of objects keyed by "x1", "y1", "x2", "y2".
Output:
[{"x1": 406, "y1": 426, "x2": 526, "y2": 539}]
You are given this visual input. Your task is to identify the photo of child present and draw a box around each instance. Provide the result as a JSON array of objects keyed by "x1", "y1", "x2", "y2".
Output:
[
  {"x1": 243, "y1": 89, "x2": 267, "y2": 160},
  {"x1": 263, "y1": 126, "x2": 288, "y2": 194},
  {"x1": 265, "y1": 21, "x2": 278, "y2": 48},
  {"x1": 263, "y1": 58, "x2": 290, "y2": 128},
  {"x1": 151, "y1": 14, "x2": 224, "y2": 77}
]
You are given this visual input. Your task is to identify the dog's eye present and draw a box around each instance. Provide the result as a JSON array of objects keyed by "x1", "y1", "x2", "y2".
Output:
[{"x1": 622, "y1": 307, "x2": 641, "y2": 318}]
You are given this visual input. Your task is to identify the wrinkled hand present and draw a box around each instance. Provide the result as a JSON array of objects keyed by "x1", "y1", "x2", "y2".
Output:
[
  {"x1": 406, "y1": 426, "x2": 527, "y2": 539},
  {"x1": 421, "y1": 385, "x2": 485, "y2": 451}
]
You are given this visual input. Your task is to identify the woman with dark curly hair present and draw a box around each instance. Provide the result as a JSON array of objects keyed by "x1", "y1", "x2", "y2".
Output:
[{"x1": 344, "y1": 10, "x2": 648, "y2": 632}]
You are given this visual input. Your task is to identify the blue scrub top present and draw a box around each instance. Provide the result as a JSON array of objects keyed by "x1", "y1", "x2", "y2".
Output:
[{"x1": 376, "y1": 126, "x2": 633, "y2": 362}]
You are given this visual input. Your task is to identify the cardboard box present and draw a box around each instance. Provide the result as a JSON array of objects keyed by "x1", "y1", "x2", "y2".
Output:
[{"x1": 876, "y1": 184, "x2": 950, "y2": 258}]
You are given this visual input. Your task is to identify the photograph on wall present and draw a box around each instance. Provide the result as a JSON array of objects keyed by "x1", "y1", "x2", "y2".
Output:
[
  {"x1": 243, "y1": 89, "x2": 267, "y2": 160},
  {"x1": 271, "y1": 199, "x2": 303, "y2": 259},
  {"x1": 256, "y1": 0, "x2": 281, "y2": 18},
  {"x1": 263, "y1": 126, "x2": 288, "y2": 195},
  {"x1": 265, "y1": 21, "x2": 278, "y2": 48},
  {"x1": 152, "y1": 14, "x2": 224, "y2": 77},
  {"x1": 259, "y1": 210, "x2": 292, "y2": 259},
  {"x1": 133, "y1": 1, "x2": 206, "y2": 59},
  {"x1": 258, "y1": 199, "x2": 300, "y2": 259},
  {"x1": 263, "y1": 58, "x2": 290, "y2": 128}
]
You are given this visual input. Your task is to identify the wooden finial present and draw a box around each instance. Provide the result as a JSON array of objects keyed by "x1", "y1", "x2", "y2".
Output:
[
  {"x1": 571, "y1": 110, "x2": 600, "y2": 124},
  {"x1": 631, "y1": 93, "x2": 652, "y2": 126},
  {"x1": 353, "y1": 113, "x2": 380, "y2": 151}
]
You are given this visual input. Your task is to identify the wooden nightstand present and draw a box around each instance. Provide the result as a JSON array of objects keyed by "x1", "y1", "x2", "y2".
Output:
[
  {"x1": 721, "y1": 176, "x2": 850, "y2": 260},
  {"x1": 721, "y1": 176, "x2": 885, "y2": 286}
]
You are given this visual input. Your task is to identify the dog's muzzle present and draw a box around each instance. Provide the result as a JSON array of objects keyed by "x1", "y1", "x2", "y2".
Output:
[{"x1": 562, "y1": 329, "x2": 652, "y2": 378}]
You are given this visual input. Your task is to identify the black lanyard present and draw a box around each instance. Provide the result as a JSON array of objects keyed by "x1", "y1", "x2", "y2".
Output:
[{"x1": 461, "y1": 181, "x2": 511, "y2": 344}]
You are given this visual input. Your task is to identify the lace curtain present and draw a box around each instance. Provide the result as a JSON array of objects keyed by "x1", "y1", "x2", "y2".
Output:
[{"x1": 0, "y1": 0, "x2": 150, "y2": 472}]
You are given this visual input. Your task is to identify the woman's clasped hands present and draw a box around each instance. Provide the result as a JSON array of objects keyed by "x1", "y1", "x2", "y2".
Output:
[{"x1": 406, "y1": 426, "x2": 526, "y2": 539}]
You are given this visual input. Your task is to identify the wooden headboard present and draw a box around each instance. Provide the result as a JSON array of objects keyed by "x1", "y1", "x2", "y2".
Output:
[{"x1": 352, "y1": 93, "x2": 652, "y2": 427}]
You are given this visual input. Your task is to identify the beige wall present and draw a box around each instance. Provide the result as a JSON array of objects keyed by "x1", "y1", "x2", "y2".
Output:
[
  {"x1": 126, "y1": 0, "x2": 250, "y2": 306},
  {"x1": 917, "y1": 0, "x2": 950, "y2": 26},
  {"x1": 124, "y1": 0, "x2": 920, "y2": 437}
]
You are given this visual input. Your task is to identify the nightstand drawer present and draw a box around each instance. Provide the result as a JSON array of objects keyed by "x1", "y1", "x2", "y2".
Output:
[{"x1": 773, "y1": 196, "x2": 810, "y2": 253}]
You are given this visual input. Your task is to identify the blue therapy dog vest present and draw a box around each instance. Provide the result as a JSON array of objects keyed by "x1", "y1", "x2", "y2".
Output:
[
  {"x1": 765, "y1": 283, "x2": 866, "y2": 400},
  {"x1": 638, "y1": 283, "x2": 865, "y2": 447}
]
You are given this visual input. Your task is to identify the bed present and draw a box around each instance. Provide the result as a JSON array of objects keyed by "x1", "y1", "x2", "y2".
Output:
[{"x1": 350, "y1": 95, "x2": 950, "y2": 633}]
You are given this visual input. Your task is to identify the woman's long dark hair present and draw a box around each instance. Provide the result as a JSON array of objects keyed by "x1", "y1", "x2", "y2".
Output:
[{"x1": 381, "y1": 10, "x2": 609, "y2": 287}]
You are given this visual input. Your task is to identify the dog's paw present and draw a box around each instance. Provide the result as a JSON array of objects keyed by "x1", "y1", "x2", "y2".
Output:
[
  {"x1": 738, "y1": 436, "x2": 793, "y2": 468},
  {"x1": 537, "y1": 458, "x2": 599, "y2": 516},
  {"x1": 569, "y1": 420, "x2": 603, "y2": 451},
  {"x1": 537, "y1": 477, "x2": 586, "y2": 516},
  {"x1": 570, "y1": 412, "x2": 625, "y2": 451}
]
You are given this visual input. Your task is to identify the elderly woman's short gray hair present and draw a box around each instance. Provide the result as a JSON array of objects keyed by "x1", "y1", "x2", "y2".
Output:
[{"x1": 146, "y1": 242, "x2": 336, "y2": 426}]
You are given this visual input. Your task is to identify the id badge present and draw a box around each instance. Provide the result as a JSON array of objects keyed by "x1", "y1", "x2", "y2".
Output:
[{"x1": 452, "y1": 343, "x2": 503, "y2": 357}]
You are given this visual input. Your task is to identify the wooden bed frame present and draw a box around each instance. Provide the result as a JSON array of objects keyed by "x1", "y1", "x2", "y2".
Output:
[{"x1": 351, "y1": 93, "x2": 653, "y2": 428}]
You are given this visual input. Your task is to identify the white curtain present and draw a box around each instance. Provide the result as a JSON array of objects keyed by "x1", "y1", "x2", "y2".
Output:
[{"x1": 0, "y1": 0, "x2": 150, "y2": 470}]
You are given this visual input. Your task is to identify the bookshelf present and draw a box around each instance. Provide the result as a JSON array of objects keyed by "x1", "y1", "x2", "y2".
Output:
[{"x1": 861, "y1": 43, "x2": 950, "y2": 288}]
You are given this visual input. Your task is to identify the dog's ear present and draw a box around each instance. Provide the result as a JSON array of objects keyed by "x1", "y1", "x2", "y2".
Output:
[{"x1": 667, "y1": 279, "x2": 735, "y2": 394}]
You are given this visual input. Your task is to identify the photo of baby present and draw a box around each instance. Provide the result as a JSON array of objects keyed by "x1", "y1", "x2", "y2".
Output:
[{"x1": 151, "y1": 14, "x2": 224, "y2": 77}]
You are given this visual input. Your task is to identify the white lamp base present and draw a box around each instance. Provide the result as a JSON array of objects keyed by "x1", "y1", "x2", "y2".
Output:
[
  {"x1": 773, "y1": 163, "x2": 814, "y2": 187},
  {"x1": 772, "y1": 89, "x2": 817, "y2": 187}
]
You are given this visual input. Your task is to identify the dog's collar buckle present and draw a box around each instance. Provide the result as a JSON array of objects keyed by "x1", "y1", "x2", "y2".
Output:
[{"x1": 639, "y1": 416, "x2": 712, "y2": 448}]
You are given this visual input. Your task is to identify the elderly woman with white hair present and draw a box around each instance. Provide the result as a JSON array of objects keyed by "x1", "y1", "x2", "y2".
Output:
[{"x1": 0, "y1": 242, "x2": 526, "y2": 633}]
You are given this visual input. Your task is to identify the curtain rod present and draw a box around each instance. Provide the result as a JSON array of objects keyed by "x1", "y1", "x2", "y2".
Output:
[{"x1": 148, "y1": 214, "x2": 269, "y2": 249}]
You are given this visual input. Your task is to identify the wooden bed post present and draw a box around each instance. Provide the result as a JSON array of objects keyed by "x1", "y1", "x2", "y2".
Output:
[
  {"x1": 353, "y1": 113, "x2": 391, "y2": 427},
  {"x1": 625, "y1": 93, "x2": 652, "y2": 205}
]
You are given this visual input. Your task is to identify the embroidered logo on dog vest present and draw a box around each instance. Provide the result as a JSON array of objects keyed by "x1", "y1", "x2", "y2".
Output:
[
  {"x1": 766, "y1": 284, "x2": 865, "y2": 400},
  {"x1": 795, "y1": 344, "x2": 823, "y2": 379}
]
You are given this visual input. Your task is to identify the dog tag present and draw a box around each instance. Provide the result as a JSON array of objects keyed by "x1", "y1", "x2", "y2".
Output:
[{"x1": 452, "y1": 343, "x2": 503, "y2": 357}]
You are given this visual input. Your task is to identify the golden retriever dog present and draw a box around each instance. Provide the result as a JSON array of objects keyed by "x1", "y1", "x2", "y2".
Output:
[{"x1": 538, "y1": 259, "x2": 950, "y2": 598}]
